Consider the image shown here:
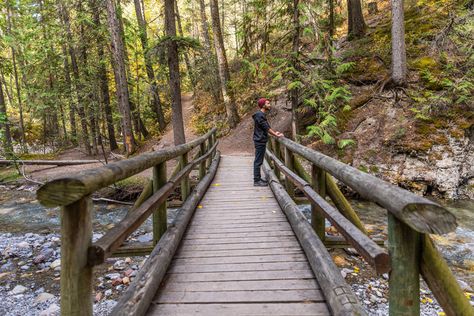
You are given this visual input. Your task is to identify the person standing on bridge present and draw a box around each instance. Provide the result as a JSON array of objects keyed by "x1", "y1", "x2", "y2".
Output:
[{"x1": 253, "y1": 98, "x2": 283, "y2": 187}]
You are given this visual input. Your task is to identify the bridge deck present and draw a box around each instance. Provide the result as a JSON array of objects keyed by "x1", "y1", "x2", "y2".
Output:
[{"x1": 147, "y1": 156, "x2": 330, "y2": 315}]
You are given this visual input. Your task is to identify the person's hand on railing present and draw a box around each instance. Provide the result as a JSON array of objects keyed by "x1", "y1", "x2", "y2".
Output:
[{"x1": 269, "y1": 128, "x2": 283, "y2": 137}]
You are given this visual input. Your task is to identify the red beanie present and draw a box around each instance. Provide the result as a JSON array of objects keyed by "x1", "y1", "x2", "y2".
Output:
[{"x1": 257, "y1": 98, "x2": 268, "y2": 108}]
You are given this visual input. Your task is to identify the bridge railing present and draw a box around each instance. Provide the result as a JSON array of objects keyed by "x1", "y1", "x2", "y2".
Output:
[
  {"x1": 36, "y1": 128, "x2": 219, "y2": 316},
  {"x1": 266, "y1": 136, "x2": 473, "y2": 316}
]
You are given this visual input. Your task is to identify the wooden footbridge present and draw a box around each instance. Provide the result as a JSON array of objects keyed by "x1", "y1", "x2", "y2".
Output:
[{"x1": 36, "y1": 128, "x2": 473, "y2": 316}]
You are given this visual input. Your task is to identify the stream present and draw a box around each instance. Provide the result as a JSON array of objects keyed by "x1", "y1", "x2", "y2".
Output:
[{"x1": 0, "y1": 183, "x2": 472, "y2": 315}]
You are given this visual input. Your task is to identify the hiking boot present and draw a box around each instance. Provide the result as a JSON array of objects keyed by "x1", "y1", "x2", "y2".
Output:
[{"x1": 254, "y1": 180, "x2": 268, "y2": 187}]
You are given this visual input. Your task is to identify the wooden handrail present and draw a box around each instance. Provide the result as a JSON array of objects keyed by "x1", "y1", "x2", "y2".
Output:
[
  {"x1": 36, "y1": 128, "x2": 218, "y2": 316},
  {"x1": 37, "y1": 128, "x2": 217, "y2": 207},
  {"x1": 88, "y1": 140, "x2": 219, "y2": 266},
  {"x1": 271, "y1": 136, "x2": 456, "y2": 234},
  {"x1": 267, "y1": 136, "x2": 473, "y2": 316},
  {"x1": 266, "y1": 149, "x2": 390, "y2": 274}
]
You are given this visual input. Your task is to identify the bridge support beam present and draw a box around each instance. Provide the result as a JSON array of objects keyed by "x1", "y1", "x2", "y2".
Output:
[
  {"x1": 388, "y1": 214, "x2": 420, "y2": 316},
  {"x1": 60, "y1": 197, "x2": 93, "y2": 316},
  {"x1": 153, "y1": 162, "x2": 167, "y2": 244},
  {"x1": 311, "y1": 164, "x2": 326, "y2": 240}
]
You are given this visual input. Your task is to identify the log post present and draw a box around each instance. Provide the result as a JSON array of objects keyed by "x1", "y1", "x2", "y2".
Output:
[
  {"x1": 152, "y1": 162, "x2": 167, "y2": 244},
  {"x1": 311, "y1": 164, "x2": 326, "y2": 240},
  {"x1": 61, "y1": 197, "x2": 93, "y2": 316},
  {"x1": 326, "y1": 174, "x2": 368, "y2": 235},
  {"x1": 199, "y1": 142, "x2": 206, "y2": 179},
  {"x1": 388, "y1": 214, "x2": 421, "y2": 316},
  {"x1": 284, "y1": 146, "x2": 295, "y2": 198},
  {"x1": 420, "y1": 234, "x2": 474, "y2": 316},
  {"x1": 180, "y1": 152, "x2": 190, "y2": 201},
  {"x1": 131, "y1": 179, "x2": 153, "y2": 212},
  {"x1": 270, "y1": 138, "x2": 281, "y2": 179}
]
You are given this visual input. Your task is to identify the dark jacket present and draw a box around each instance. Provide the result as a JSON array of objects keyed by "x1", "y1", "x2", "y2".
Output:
[{"x1": 252, "y1": 110, "x2": 271, "y2": 144}]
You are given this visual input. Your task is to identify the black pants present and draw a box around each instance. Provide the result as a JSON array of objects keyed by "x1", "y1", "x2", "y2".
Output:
[{"x1": 253, "y1": 142, "x2": 267, "y2": 182}]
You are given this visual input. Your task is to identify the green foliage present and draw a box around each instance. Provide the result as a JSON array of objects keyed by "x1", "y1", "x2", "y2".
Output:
[{"x1": 337, "y1": 139, "x2": 356, "y2": 149}]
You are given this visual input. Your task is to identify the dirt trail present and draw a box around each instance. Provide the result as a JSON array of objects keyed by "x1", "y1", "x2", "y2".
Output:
[
  {"x1": 218, "y1": 94, "x2": 292, "y2": 155},
  {"x1": 15, "y1": 93, "x2": 292, "y2": 183}
]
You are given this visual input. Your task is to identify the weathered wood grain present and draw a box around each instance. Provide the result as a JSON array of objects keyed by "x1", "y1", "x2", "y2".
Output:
[
  {"x1": 37, "y1": 128, "x2": 216, "y2": 207},
  {"x1": 263, "y1": 161, "x2": 366, "y2": 316},
  {"x1": 111, "y1": 152, "x2": 220, "y2": 316},
  {"x1": 272, "y1": 136, "x2": 456, "y2": 234},
  {"x1": 147, "y1": 302, "x2": 330, "y2": 315}
]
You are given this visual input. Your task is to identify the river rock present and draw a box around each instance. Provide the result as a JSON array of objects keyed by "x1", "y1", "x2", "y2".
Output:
[
  {"x1": 50, "y1": 259, "x2": 61, "y2": 269},
  {"x1": 137, "y1": 233, "x2": 152, "y2": 243},
  {"x1": 16, "y1": 241, "x2": 30, "y2": 249},
  {"x1": 113, "y1": 260, "x2": 126, "y2": 270},
  {"x1": 35, "y1": 292, "x2": 55, "y2": 303},
  {"x1": 40, "y1": 303, "x2": 60, "y2": 316},
  {"x1": 104, "y1": 289, "x2": 112, "y2": 297},
  {"x1": 106, "y1": 273, "x2": 120, "y2": 280},
  {"x1": 9, "y1": 285, "x2": 27, "y2": 295},
  {"x1": 458, "y1": 279, "x2": 473, "y2": 292}
]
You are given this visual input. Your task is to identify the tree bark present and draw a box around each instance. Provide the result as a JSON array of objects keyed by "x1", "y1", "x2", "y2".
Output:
[
  {"x1": 61, "y1": 45, "x2": 77, "y2": 145},
  {"x1": 6, "y1": 4, "x2": 27, "y2": 152},
  {"x1": 116, "y1": 0, "x2": 149, "y2": 140},
  {"x1": 165, "y1": 0, "x2": 186, "y2": 145},
  {"x1": 58, "y1": 1, "x2": 92, "y2": 155},
  {"x1": 291, "y1": 0, "x2": 300, "y2": 140},
  {"x1": 198, "y1": 0, "x2": 212, "y2": 51},
  {"x1": 347, "y1": 0, "x2": 366, "y2": 39},
  {"x1": 391, "y1": 0, "x2": 407, "y2": 86},
  {"x1": 105, "y1": 0, "x2": 136, "y2": 155},
  {"x1": 0, "y1": 77, "x2": 13, "y2": 156},
  {"x1": 91, "y1": 0, "x2": 118, "y2": 151},
  {"x1": 175, "y1": 1, "x2": 197, "y2": 92},
  {"x1": 209, "y1": 0, "x2": 240, "y2": 128},
  {"x1": 133, "y1": 0, "x2": 166, "y2": 131}
]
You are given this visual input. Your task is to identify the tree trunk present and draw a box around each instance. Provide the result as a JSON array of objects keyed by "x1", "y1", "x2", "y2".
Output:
[
  {"x1": 6, "y1": 4, "x2": 27, "y2": 152},
  {"x1": 105, "y1": 0, "x2": 136, "y2": 155},
  {"x1": 91, "y1": 0, "x2": 118, "y2": 151},
  {"x1": 115, "y1": 0, "x2": 149, "y2": 140},
  {"x1": 175, "y1": 1, "x2": 197, "y2": 93},
  {"x1": 391, "y1": 0, "x2": 407, "y2": 86},
  {"x1": 164, "y1": 0, "x2": 186, "y2": 145},
  {"x1": 0, "y1": 77, "x2": 13, "y2": 156},
  {"x1": 58, "y1": 1, "x2": 92, "y2": 155},
  {"x1": 133, "y1": 0, "x2": 166, "y2": 131},
  {"x1": 329, "y1": 0, "x2": 335, "y2": 38},
  {"x1": 347, "y1": 0, "x2": 366, "y2": 39},
  {"x1": 198, "y1": 0, "x2": 212, "y2": 51},
  {"x1": 209, "y1": 0, "x2": 240, "y2": 128},
  {"x1": 61, "y1": 45, "x2": 78, "y2": 145},
  {"x1": 291, "y1": 0, "x2": 300, "y2": 140}
]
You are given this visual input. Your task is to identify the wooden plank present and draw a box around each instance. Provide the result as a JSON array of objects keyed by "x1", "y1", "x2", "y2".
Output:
[
  {"x1": 169, "y1": 262, "x2": 311, "y2": 273},
  {"x1": 165, "y1": 270, "x2": 315, "y2": 282},
  {"x1": 180, "y1": 236, "x2": 297, "y2": 245},
  {"x1": 184, "y1": 226, "x2": 294, "y2": 234},
  {"x1": 183, "y1": 230, "x2": 295, "y2": 239},
  {"x1": 154, "y1": 289, "x2": 324, "y2": 304},
  {"x1": 178, "y1": 241, "x2": 300, "y2": 251},
  {"x1": 189, "y1": 218, "x2": 288, "y2": 225},
  {"x1": 190, "y1": 213, "x2": 286, "y2": 219},
  {"x1": 147, "y1": 302, "x2": 330, "y2": 316},
  {"x1": 172, "y1": 254, "x2": 308, "y2": 265},
  {"x1": 174, "y1": 248, "x2": 303, "y2": 259},
  {"x1": 160, "y1": 279, "x2": 319, "y2": 292},
  {"x1": 187, "y1": 222, "x2": 292, "y2": 230}
]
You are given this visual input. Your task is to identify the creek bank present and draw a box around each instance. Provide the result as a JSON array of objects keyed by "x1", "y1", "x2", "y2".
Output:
[
  {"x1": 0, "y1": 184, "x2": 181, "y2": 316},
  {"x1": 299, "y1": 200, "x2": 474, "y2": 315}
]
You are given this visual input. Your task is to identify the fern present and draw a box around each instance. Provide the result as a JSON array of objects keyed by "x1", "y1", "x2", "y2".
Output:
[
  {"x1": 335, "y1": 62, "x2": 356, "y2": 75},
  {"x1": 337, "y1": 139, "x2": 356, "y2": 149}
]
